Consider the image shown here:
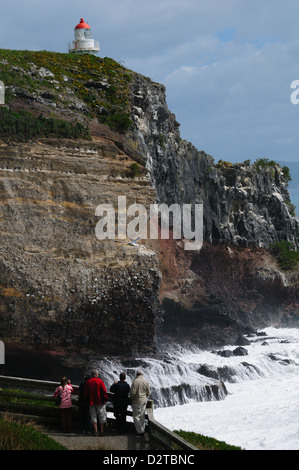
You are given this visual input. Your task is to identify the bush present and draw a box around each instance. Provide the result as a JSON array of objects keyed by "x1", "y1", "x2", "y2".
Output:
[
  {"x1": 0, "y1": 107, "x2": 90, "y2": 140},
  {"x1": 254, "y1": 158, "x2": 278, "y2": 169},
  {"x1": 216, "y1": 160, "x2": 233, "y2": 168},
  {"x1": 270, "y1": 240, "x2": 299, "y2": 271},
  {"x1": 106, "y1": 113, "x2": 132, "y2": 132},
  {"x1": 129, "y1": 163, "x2": 140, "y2": 178},
  {"x1": 282, "y1": 165, "x2": 292, "y2": 182}
]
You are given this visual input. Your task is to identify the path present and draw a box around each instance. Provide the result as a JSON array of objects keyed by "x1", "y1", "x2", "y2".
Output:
[{"x1": 45, "y1": 423, "x2": 151, "y2": 451}]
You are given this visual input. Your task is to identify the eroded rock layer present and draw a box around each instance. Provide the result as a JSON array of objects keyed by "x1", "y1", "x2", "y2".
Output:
[
  {"x1": 0, "y1": 50, "x2": 298, "y2": 363},
  {"x1": 0, "y1": 138, "x2": 160, "y2": 355}
]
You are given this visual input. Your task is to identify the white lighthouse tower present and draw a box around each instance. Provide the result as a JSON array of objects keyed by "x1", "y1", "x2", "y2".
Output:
[{"x1": 68, "y1": 18, "x2": 100, "y2": 55}]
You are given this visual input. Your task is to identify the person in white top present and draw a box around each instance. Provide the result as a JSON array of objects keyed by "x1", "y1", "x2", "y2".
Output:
[{"x1": 130, "y1": 370, "x2": 151, "y2": 435}]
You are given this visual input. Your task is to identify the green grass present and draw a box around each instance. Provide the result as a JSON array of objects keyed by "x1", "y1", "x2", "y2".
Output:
[
  {"x1": 0, "y1": 387, "x2": 56, "y2": 407},
  {"x1": 0, "y1": 49, "x2": 134, "y2": 133},
  {"x1": 174, "y1": 430, "x2": 243, "y2": 450},
  {"x1": 0, "y1": 417, "x2": 67, "y2": 450}
]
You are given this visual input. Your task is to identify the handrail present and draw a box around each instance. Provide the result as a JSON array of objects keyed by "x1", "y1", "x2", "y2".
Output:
[
  {"x1": 146, "y1": 406, "x2": 198, "y2": 451},
  {"x1": 0, "y1": 375, "x2": 198, "y2": 451},
  {"x1": 0, "y1": 375, "x2": 77, "y2": 393}
]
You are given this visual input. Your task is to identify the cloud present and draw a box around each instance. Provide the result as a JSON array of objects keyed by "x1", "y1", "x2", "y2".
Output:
[
  {"x1": 0, "y1": 0, "x2": 299, "y2": 163},
  {"x1": 163, "y1": 39, "x2": 299, "y2": 161}
]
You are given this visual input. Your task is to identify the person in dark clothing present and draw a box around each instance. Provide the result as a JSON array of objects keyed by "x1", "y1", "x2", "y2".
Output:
[
  {"x1": 110, "y1": 372, "x2": 130, "y2": 434},
  {"x1": 78, "y1": 374, "x2": 91, "y2": 434}
]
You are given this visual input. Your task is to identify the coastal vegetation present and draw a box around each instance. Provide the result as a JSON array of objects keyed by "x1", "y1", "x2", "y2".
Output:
[
  {"x1": 215, "y1": 158, "x2": 293, "y2": 188},
  {"x1": 0, "y1": 417, "x2": 66, "y2": 450},
  {"x1": 0, "y1": 49, "x2": 134, "y2": 134},
  {"x1": 254, "y1": 158, "x2": 292, "y2": 184},
  {"x1": 174, "y1": 430, "x2": 243, "y2": 450},
  {"x1": 0, "y1": 107, "x2": 90, "y2": 141},
  {"x1": 270, "y1": 240, "x2": 299, "y2": 271},
  {"x1": 0, "y1": 387, "x2": 56, "y2": 407}
]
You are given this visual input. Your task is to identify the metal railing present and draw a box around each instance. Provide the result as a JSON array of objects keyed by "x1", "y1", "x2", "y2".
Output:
[{"x1": 0, "y1": 375, "x2": 198, "y2": 451}]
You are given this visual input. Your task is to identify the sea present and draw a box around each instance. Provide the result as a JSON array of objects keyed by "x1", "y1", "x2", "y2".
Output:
[
  {"x1": 150, "y1": 327, "x2": 299, "y2": 451},
  {"x1": 100, "y1": 327, "x2": 299, "y2": 451}
]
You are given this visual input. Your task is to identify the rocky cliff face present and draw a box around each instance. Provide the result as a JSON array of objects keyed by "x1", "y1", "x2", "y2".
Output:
[
  {"x1": 0, "y1": 50, "x2": 298, "y2": 367},
  {"x1": 127, "y1": 73, "x2": 299, "y2": 346},
  {"x1": 0, "y1": 137, "x2": 160, "y2": 356},
  {"x1": 129, "y1": 74, "x2": 299, "y2": 250}
]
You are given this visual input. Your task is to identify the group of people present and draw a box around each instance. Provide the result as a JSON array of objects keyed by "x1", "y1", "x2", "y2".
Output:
[{"x1": 54, "y1": 368, "x2": 151, "y2": 437}]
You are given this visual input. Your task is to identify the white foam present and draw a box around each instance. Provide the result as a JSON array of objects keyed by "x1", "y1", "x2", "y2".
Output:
[{"x1": 154, "y1": 328, "x2": 299, "y2": 450}]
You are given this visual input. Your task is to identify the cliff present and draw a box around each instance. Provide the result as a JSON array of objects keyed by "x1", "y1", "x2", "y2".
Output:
[
  {"x1": 127, "y1": 73, "x2": 299, "y2": 347},
  {"x1": 0, "y1": 50, "x2": 298, "y2": 366}
]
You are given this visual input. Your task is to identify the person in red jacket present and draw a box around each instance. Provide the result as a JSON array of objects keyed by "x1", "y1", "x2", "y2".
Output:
[{"x1": 84, "y1": 368, "x2": 108, "y2": 436}]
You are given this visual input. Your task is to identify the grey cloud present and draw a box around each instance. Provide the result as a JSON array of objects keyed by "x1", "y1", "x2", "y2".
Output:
[{"x1": 0, "y1": 0, "x2": 299, "y2": 164}]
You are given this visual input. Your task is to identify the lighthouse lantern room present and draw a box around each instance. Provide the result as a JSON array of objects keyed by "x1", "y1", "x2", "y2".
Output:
[{"x1": 68, "y1": 18, "x2": 100, "y2": 55}]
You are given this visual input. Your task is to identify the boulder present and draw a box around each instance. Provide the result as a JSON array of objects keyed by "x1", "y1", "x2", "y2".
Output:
[
  {"x1": 217, "y1": 349, "x2": 233, "y2": 357},
  {"x1": 233, "y1": 346, "x2": 248, "y2": 356}
]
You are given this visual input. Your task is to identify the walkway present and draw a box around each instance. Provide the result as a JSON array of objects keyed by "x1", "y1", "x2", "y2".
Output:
[{"x1": 45, "y1": 423, "x2": 151, "y2": 451}]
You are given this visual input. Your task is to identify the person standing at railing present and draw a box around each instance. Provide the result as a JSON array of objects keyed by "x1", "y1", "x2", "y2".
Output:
[
  {"x1": 130, "y1": 370, "x2": 151, "y2": 436},
  {"x1": 110, "y1": 372, "x2": 130, "y2": 434},
  {"x1": 78, "y1": 373, "x2": 92, "y2": 435},
  {"x1": 84, "y1": 369, "x2": 108, "y2": 436},
  {"x1": 54, "y1": 377, "x2": 74, "y2": 433}
]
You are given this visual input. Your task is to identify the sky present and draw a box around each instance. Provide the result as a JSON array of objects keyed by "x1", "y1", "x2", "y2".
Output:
[{"x1": 1, "y1": 0, "x2": 299, "y2": 165}]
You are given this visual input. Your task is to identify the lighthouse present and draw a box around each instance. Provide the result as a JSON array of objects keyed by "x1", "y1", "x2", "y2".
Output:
[{"x1": 68, "y1": 18, "x2": 100, "y2": 55}]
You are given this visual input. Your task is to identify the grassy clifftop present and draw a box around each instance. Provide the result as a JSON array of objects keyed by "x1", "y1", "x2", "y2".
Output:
[{"x1": 0, "y1": 49, "x2": 134, "y2": 134}]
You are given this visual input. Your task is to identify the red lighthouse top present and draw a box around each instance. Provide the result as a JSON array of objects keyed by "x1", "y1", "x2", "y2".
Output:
[{"x1": 75, "y1": 18, "x2": 90, "y2": 30}]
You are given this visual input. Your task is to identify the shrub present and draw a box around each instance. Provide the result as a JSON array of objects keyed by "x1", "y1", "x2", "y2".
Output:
[
  {"x1": 129, "y1": 163, "x2": 140, "y2": 178},
  {"x1": 105, "y1": 113, "x2": 132, "y2": 132},
  {"x1": 0, "y1": 107, "x2": 90, "y2": 140},
  {"x1": 254, "y1": 158, "x2": 278, "y2": 169},
  {"x1": 216, "y1": 160, "x2": 233, "y2": 168},
  {"x1": 270, "y1": 240, "x2": 299, "y2": 271},
  {"x1": 282, "y1": 165, "x2": 292, "y2": 182}
]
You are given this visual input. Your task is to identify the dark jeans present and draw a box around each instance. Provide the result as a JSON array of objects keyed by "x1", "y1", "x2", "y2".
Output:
[
  {"x1": 79, "y1": 404, "x2": 91, "y2": 433},
  {"x1": 60, "y1": 407, "x2": 72, "y2": 432},
  {"x1": 113, "y1": 405, "x2": 128, "y2": 433}
]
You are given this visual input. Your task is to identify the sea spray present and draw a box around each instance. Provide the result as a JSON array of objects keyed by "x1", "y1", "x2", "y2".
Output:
[
  {"x1": 95, "y1": 354, "x2": 228, "y2": 408},
  {"x1": 96, "y1": 329, "x2": 298, "y2": 409},
  {"x1": 154, "y1": 327, "x2": 299, "y2": 450}
]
